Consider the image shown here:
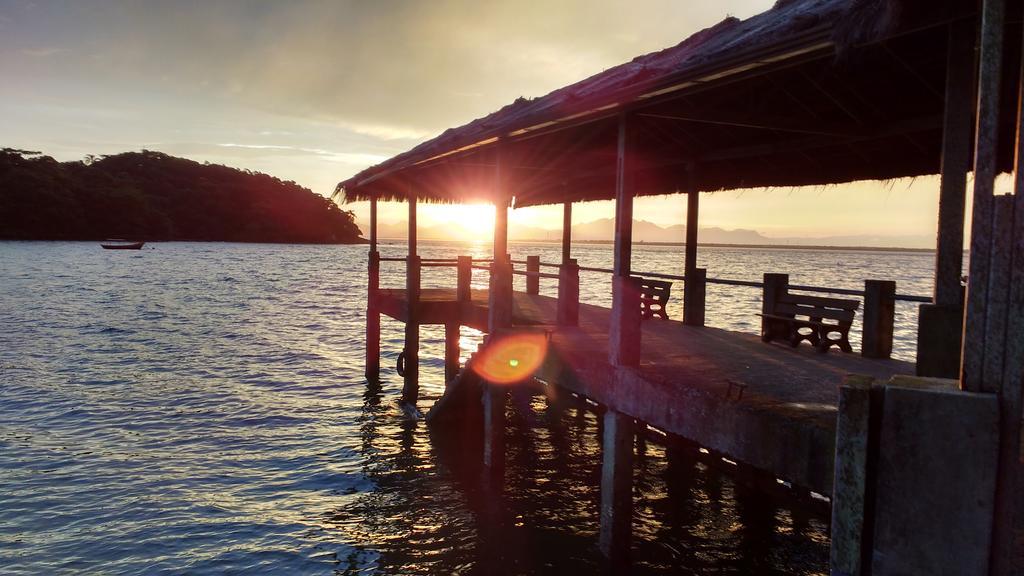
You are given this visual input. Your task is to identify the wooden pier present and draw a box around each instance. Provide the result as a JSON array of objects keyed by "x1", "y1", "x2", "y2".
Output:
[
  {"x1": 375, "y1": 285, "x2": 911, "y2": 497},
  {"x1": 341, "y1": 1, "x2": 1024, "y2": 572}
]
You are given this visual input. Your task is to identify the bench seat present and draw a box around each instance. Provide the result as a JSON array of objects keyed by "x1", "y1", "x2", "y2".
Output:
[{"x1": 759, "y1": 292, "x2": 859, "y2": 353}]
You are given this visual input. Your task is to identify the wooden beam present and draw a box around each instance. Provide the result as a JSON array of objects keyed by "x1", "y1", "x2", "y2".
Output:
[
  {"x1": 636, "y1": 111, "x2": 850, "y2": 138},
  {"x1": 962, "y1": 0, "x2": 1005, "y2": 392}
]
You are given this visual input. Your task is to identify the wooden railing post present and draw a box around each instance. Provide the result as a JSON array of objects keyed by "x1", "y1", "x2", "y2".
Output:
[
  {"x1": 365, "y1": 250, "x2": 381, "y2": 381},
  {"x1": 402, "y1": 254, "x2": 421, "y2": 405},
  {"x1": 488, "y1": 254, "x2": 513, "y2": 331},
  {"x1": 457, "y1": 255, "x2": 472, "y2": 303},
  {"x1": 526, "y1": 255, "x2": 540, "y2": 295},
  {"x1": 762, "y1": 273, "x2": 789, "y2": 341},
  {"x1": 683, "y1": 267, "x2": 706, "y2": 327},
  {"x1": 557, "y1": 258, "x2": 579, "y2": 326},
  {"x1": 862, "y1": 280, "x2": 896, "y2": 359}
]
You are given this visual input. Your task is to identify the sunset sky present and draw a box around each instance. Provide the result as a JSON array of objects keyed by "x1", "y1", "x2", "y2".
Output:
[{"x1": 0, "y1": 0, "x2": 974, "y2": 243}]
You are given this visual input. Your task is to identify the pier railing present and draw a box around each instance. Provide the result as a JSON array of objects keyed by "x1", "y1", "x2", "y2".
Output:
[{"x1": 370, "y1": 252, "x2": 930, "y2": 359}]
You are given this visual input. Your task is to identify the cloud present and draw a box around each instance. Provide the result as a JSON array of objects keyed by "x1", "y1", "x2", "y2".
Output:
[
  {"x1": 19, "y1": 47, "x2": 63, "y2": 57},
  {"x1": 216, "y1": 142, "x2": 388, "y2": 165},
  {"x1": 0, "y1": 0, "x2": 772, "y2": 135}
]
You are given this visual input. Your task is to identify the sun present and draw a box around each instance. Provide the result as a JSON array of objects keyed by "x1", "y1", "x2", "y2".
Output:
[{"x1": 424, "y1": 203, "x2": 495, "y2": 240}]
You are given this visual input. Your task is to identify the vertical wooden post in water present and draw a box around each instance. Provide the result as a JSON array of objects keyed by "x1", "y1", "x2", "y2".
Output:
[
  {"x1": 918, "y1": 19, "x2": 974, "y2": 377},
  {"x1": 365, "y1": 194, "x2": 380, "y2": 381},
  {"x1": 862, "y1": 280, "x2": 896, "y2": 359},
  {"x1": 962, "y1": 0, "x2": 1005, "y2": 392},
  {"x1": 444, "y1": 322, "x2": 460, "y2": 384},
  {"x1": 483, "y1": 141, "x2": 512, "y2": 475},
  {"x1": 402, "y1": 194, "x2": 420, "y2": 406},
  {"x1": 601, "y1": 111, "x2": 638, "y2": 569},
  {"x1": 599, "y1": 409, "x2": 634, "y2": 570}
]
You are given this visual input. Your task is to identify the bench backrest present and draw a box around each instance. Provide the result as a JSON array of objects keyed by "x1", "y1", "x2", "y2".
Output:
[
  {"x1": 637, "y1": 278, "x2": 671, "y2": 302},
  {"x1": 774, "y1": 292, "x2": 859, "y2": 325}
]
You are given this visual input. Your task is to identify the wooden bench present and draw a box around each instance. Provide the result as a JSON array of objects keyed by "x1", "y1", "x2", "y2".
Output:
[
  {"x1": 638, "y1": 278, "x2": 671, "y2": 320},
  {"x1": 759, "y1": 291, "x2": 859, "y2": 353}
]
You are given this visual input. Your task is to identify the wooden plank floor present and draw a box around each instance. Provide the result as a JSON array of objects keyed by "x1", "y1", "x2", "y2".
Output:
[{"x1": 377, "y1": 288, "x2": 915, "y2": 495}]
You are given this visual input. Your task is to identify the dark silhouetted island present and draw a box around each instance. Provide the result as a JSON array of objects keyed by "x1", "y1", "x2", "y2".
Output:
[{"x1": 0, "y1": 148, "x2": 364, "y2": 244}]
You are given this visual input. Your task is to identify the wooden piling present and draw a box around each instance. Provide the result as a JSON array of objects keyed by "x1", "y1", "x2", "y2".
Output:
[
  {"x1": 683, "y1": 267, "x2": 706, "y2": 327},
  {"x1": 598, "y1": 409, "x2": 634, "y2": 569},
  {"x1": 366, "y1": 249, "x2": 381, "y2": 381},
  {"x1": 862, "y1": 280, "x2": 896, "y2": 359},
  {"x1": 482, "y1": 366, "x2": 506, "y2": 474},
  {"x1": 557, "y1": 258, "x2": 580, "y2": 327},
  {"x1": 365, "y1": 194, "x2": 380, "y2": 381},
  {"x1": 403, "y1": 254, "x2": 421, "y2": 405},
  {"x1": 444, "y1": 322, "x2": 460, "y2": 384},
  {"x1": 402, "y1": 193, "x2": 420, "y2": 406},
  {"x1": 526, "y1": 255, "x2": 540, "y2": 295},
  {"x1": 830, "y1": 376, "x2": 874, "y2": 576}
]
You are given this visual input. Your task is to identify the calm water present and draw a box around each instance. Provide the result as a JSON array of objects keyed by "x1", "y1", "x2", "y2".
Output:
[{"x1": 0, "y1": 241, "x2": 936, "y2": 574}]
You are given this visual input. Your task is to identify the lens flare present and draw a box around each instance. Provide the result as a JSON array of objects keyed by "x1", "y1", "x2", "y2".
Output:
[{"x1": 472, "y1": 332, "x2": 548, "y2": 385}]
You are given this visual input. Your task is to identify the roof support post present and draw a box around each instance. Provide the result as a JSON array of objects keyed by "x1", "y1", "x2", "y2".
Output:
[
  {"x1": 917, "y1": 20, "x2": 974, "y2": 378},
  {"x1": 683, "y1": 166, "x2": 704, "y2": 326},
  {"x1": 403, "y1": 191, "x2": 420, "y2": 406},
  {"x1": 561, "y1": 200, "x2": 572, "y2": 265},
  {"x1": 369, "y1": 193, "x2": 378, "y2": 253},
  {"x1": 961, "y1": 0, "x2": 1005, "y2": 392},
  {"x1": 489, "y1": 141, "x2": 513, "y2": 332},
  {"x1": 609, "y1": 112, "x2": 641, "y2": 368},
  {"x1": 366, "y1": 193, "x2": 380, "y2": 382},
  {"x1": 485, "y1": 140, "x2": 512, "y2": 478},
  {"x1": 933, "y1": 20, "x2": 974, "y2": 307}
]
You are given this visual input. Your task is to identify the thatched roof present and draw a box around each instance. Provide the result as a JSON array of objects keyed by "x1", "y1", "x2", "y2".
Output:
[{"x1": 337, "y1": 0, "x2": 1007, "y2": 207}]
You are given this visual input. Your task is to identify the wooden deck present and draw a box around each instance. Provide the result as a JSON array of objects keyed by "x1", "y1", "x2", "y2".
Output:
[{"x1": 378, "y1": 287, "x2": 914, "y2": 496}]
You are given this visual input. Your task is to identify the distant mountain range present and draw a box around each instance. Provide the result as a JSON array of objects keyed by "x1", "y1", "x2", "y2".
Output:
[{"x1": 365, "y1": 217, "x2": 934, "y2": 249}]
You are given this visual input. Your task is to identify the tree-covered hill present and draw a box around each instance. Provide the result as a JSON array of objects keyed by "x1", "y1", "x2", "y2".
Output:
[{"x1": 0, "y1": 148, "x2": 364, "y2": 243}]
